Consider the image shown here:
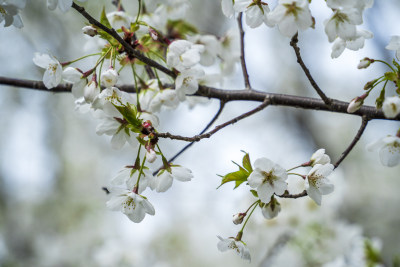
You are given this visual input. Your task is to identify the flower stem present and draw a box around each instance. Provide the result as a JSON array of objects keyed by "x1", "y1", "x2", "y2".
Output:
[
  {"x1": 135, "y1": 153, "x2": 147, "y2": 190},
  {"x1": 62, "y1": 52, "x2": 102, "y2": 66},
  {"x1": 286, "y1": 164, "x2": 306, "y2": 172},
  {"x1": 374, "y1": 60, "x2": 396, "y2": 72},
  {"x1": 240, "y1": 201, "x2": 259, "y2": 234}
]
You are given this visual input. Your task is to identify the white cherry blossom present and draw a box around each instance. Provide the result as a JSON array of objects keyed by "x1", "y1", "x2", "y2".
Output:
[
  {"x1": 217, "y1": 236, "x2": 251, "y2": 262},
  {"x1": 101, "y1": 68, "x2": 119, "y2": 88},
  {"x1": 234, "y1": 0, "x2": 272, "y2": 28},
  {"x1": 149, "y1": 89, "x2": 179, "y2": 113},
  {"x1": 151, "y1": 166, "x2": 193, "y2": 192},
  {"x1": 95, "y1": 110, "x2": 139, "y2": 150},
  {"x1": 175, "y1": 67, "x2": 205, "y2": 101},
  {"x1": 0, "y1": 1, "x2": 24, "y2": 28},
  {"x1": 62, "y1": 67, "x2": 87, "y2": 99},
  {"x1": 247, "y1": 157, "x2": 288, "y2": 203},
  {"x1": 386, "y1": 35, "x2": 400, "y2": 59},
  {"x1": 106, "y1": 187, "x2": 155, "y2": 223},
  {"x1": 310, "y1": 149, "x2": 331, "y2": 166},
  {"x1": 167, "y1": 40, "x2": 204, "y2": 71},
  {"x1": 47, "y1": 0, "x2": 87, "y2": 13},
  {"x1": 94, "y1": 89, "x2": 139, "y2": 150},
  {"x1": 382, "y1": 96, "x2": 400, "y2": 119},
  {"x1": 33, "y1": 52, "x2": 62, "y2": 89},
  {"x1": 326, "y1": 0, "x2": 374, "y2": 10},
  {"x1": 330, "y1": 29, "x2": 373, "y2": 58},
  {"x1": 305, "y1": 164, "x2": 334, "y2": 205},
  {"x1": 83, "y1": 80, "x2": 100, "y2": 103},
  {"x1": 268, "y1": 0, "x2": 313, "y2": 37},
  {"x1": 111, "y1": 167, "x2": 153, "y2": 194},
  {"x1": 188, "y1": 34, "x2": 221, "y2": 66},
  {"x1": 367, "y1": 136, "x2": 400, "y2": 167},
  {"x1": 324, "y1": 8, "x2": 362, "y2": 42}
]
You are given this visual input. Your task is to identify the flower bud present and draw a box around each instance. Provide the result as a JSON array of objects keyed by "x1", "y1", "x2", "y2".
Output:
[
  {"x1": 84, "y1": 80, "x2": 99, "y2": 103},
  {"x1": 347, "y1": 94, "x2": 367, "y2": 113},
  {"x1": 149, "y1": 27, "x2": 159, "y2": 41},
  {"x1": 82, "y1": 26, "x2": 97, "y2": 37},
  {"x1": 357, "y1": 57, "x2": 374, "y2": 69},
  {"x1": 232, "y1": 213, "x2": 246, "y2": 225},
  {"x1": 101, "y1": 68, "x2": 119, "y2": 88},
  {"x1": 146, "y1": 149, "x2": 157, "y2": 163}
]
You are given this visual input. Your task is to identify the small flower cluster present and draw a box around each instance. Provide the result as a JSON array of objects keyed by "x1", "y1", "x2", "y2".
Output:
[
  {"x1": 31, "y1": 6, "x2": 203, "y2": 223},
  {"x1": 325, "y1": 0, "x2": 374, "y2": 58},
  {"x1": 222, "y1": 0, "x2": 313, "y2": 37},
  {"x1": 221, "y1": 0, "x2": 375, "y2": 57},
  {"x1": 347, "y1": 37, "x2": 400, "y2": 121},
  {"x1": 217, "y1": 149, "x2": 334, "y2": 261}
]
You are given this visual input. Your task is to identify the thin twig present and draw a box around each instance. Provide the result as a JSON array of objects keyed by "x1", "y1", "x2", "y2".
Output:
[
  {"x1": 334, "y1": 115, "x2": 369, "y2": 168},
  {"x1": 237, "y1": 12, "x2": 251, "y2": 90},
  {"x1": 1, "y1": 76, "x2": 397, "y2": 121},
  {"x1": 153, "y1": 100, "x2": 227, "y2": 175},
  {"x1": 157, "y1": 98, "x2": 270, "y2": 141},
  {"x1": 290, "y1": 33, "x2": 332, "y2": 106},
  {"x1": 71, "y1": 3, "x2": 176, "y2": 78},
  {"x1": 279, "y1": 190, "x2": 307, "y2": 199}
]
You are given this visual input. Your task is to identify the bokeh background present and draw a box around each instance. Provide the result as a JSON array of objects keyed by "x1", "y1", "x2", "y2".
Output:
[{"x1": 0, "y1": 0, "x2": 399, "y2": 266}]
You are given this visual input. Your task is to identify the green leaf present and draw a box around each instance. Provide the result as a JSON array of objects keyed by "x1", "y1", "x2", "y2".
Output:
[
  {"x1": 241, "y1": 151, "x2": 253, "y2": 173},
  {"x1": 250, "y1": 189, "x2": 258, "y2": 198},
  {"x1": 217, "y1": 168, "x2": 249, "y2": 189},
  {"x1": 114, "y1": 104, "x2": 142, "y2": 132},
  {"x1": 100, "y1": 7, "x2": 112, "y2": 29}
]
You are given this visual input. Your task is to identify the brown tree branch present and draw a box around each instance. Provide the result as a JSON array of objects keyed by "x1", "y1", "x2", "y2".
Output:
[
  {"x1": 156, "y1": 99, "x2": 270, "y2": 141},
  {"x1": 334, "y1": 115, "x2": 369, "y2": 168},
  {"x1": 290, "y1": 33, "x2": 332, "y2": 106},
  {"x1": 71, "y1": 3, "x2": 176, "y2": 78},
  {"x1": 237, "y1": 12, "x2": 251, "y2": 90},
  {"x1": 0, "y1": 76, "x2": 397, "y2": 121},
  {"x1": 153, "y1": 100, "x2": 227, "y2": 175}
]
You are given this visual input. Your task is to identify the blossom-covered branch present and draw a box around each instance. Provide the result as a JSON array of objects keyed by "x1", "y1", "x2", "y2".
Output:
[
  {"x1": 0, "y1": 76, "x2": 397, "y2": 121},
  {"x1": 71, "y1": 3, "x2": 176, "y2": 78}
]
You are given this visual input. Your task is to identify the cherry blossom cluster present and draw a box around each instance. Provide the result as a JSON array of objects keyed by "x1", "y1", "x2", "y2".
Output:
[
  {"x1": 221, "y1": 0, "x2": 374, "y2": 58},
  {"x1": 346, "y1": 37, "x2": 400, "y2": 167},
  {"x1": 217, "y1": 149, "x2": 334, "y2": 261},
  {"x1": 6, "y1": 0, "x2": 400, "y2": 263}
]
